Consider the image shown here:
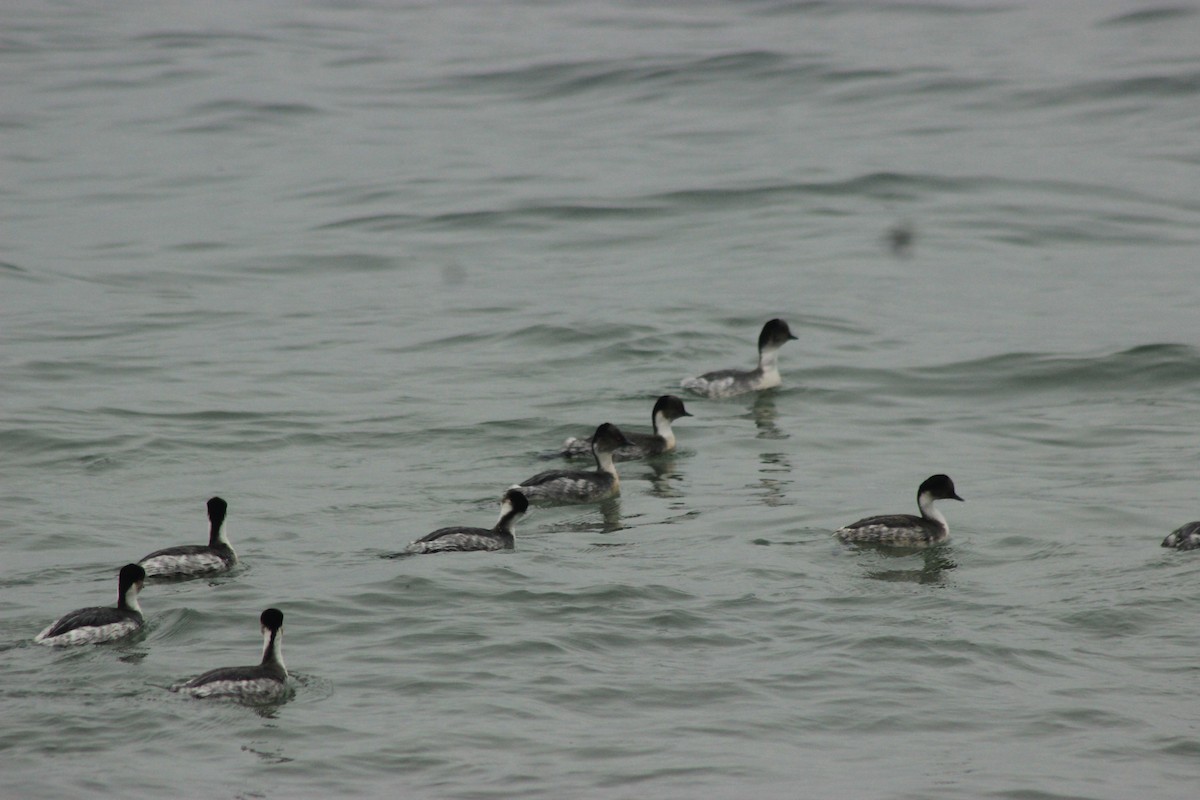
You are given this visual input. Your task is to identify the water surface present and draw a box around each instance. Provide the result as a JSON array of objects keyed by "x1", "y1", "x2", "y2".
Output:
[{"x1": 3, "y1": 1, "x2": 1200, "y2": 798}]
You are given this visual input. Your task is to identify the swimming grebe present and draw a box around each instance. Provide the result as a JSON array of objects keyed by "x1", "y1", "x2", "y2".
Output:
[
  {"x1": 681, "y1": 318, "x2": 798, "y2": 399},
  {"x1": 405, "y1": 489, "x2": 529, "y2": 554},
  {"x1": 1162, "y1": 521, "x2": 1200, "y2": 550},
  {"x1": 35, "y1": 563, "x2": 146, "y2": 646},
  {"x1": 139, "y1": 496, "x2": 236, "y2": 578},
  {"x1": 835, "y1": 474, "x2": 964, "y2": 546},
  {"x1": 173, "y1": 608, "x2": 288, "y2": 701},
  {"x1": 515, "y1": 423, "x2": 633, "y2": 503},
  {"x1": 560, "y1": 395, "x2": 692, "y2": 461}
]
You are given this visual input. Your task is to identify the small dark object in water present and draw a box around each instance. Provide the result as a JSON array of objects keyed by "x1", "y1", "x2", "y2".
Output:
[{"x1": 886, "y1": 222, "x2": 915, "y2": 257}]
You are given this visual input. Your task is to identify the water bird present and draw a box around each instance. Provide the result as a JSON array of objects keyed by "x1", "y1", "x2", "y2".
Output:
[
  {"x1": 404, "y1": 489, "x2": 529, "y2": 554},
  {"x1": 681, "y1": 318, "x2": 798, "y2": 398},
  {"x1": 1162, "y1": 521, "x2": 1200, "y2": 550},
  {"x1": 139, "y1": 496, "x2": 237, "y2": 578},
  {"x1": 885, "y1": 221, "x2": 915, "y2": 257},
  {"x1": 172, "y1": 608, "x2": 288, "y2": 701},
  {"x1": 559, "y1": 395, "x2": 692, "y2": 461},
  {"x1": 34, "y1": 563, "x2": 146, "y2": 646},
  {"x1": 514, "y1": 423, "x2": 633, "y2": 503},
  {"x1": 835, "y1": 474, "x2": 964, "y2": 546}
]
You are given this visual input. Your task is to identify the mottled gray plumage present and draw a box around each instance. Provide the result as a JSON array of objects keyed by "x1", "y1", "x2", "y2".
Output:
[
  {"x1": 518, "y1": 423, "x2": 632, "y2": 503},
  {"x1": 1162, "y1": 521, "x2": 1200, "y2": 550},
  {"x1": 140, "y1": 496, "x2": 236, "y2": 578},
  {"x1": 174, "y1": 608, "x2": 287, "y2": 701},
  {"x1": 405, "y1": 490, "x2": 528, "y2": 554},
  {"x1": 681, "y1": 318, "x2": 798, "y2": 398},
  {"x1": 561, "y1": 395, "x2": 692, "y2": 460},
  {"x1": 35, "y1": 563, "x2": 146, "y2": 646},
  {"x1": 836, "y1": 474, "x2": 963, "y2": 547}
]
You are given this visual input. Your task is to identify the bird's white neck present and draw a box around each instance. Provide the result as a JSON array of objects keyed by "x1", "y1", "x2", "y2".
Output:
[
  {"x1": 261, "y1": 627, "x2": 285, "y2": 671},
  {"x1": 918, "y1": 491, "x2": 948, "y2": 530},
  {"x1": 122, "y1": 584, "x2": 143, "y2": 614},
  {"x1": 652, "y1": 411, "x2": 676, "y2": 449}
]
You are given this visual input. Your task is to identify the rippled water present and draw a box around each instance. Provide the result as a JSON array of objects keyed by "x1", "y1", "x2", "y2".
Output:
[{"x1": 4, "y1": 1, "x2": 1200, "y2": 797}]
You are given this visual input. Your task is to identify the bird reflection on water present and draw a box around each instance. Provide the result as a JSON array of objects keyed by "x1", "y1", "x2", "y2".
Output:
[
  {"x1": 537, "y1": 496, "x2": 626, "y2": 536},
  {"x1": 756, "y1": 452, "x2": 793, "y2": 508},
  {"x1": 749, "y1": 393, "x2": 787, "y2": 440},
  {"x1": 859, "y1": 545, "x2": 957, "y2": 585},
  {"x1": 640, "y1": 457, "x2": 684, "y2": 500}
]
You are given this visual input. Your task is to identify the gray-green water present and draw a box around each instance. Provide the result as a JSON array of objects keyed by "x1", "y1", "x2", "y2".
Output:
[{"x1": 3, "y1": 1, "x2": 1200, "y2": 797}]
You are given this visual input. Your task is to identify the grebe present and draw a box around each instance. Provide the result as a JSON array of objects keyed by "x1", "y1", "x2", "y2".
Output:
[
  {"x1": 173, "y1": 608, "x2": 288, "y2": 701},
  {"x1": 515, "y1": 423, "x2": 633, "y2": 503},
  {"x1": 835, "y1": 474, "x2": 964, "y2": 546},
  {"x1": 1162, "y1": 521, "x2": 1200, "y2": 550},
  {"x1": 405, "y1": 489, "x2": 529, "y2": 554},
  {"x1": 139, "y1": 496, "x2": 236, "y2": 578},
  {"x1": 681, "y1": 318, "x2": 798, "y2": 398},
  {"x1": 35, "y1": 563, "x2": 146, "y2": 646},
  {"x1": 560, "y1": 395, "x2": 692, "y2": 461}
]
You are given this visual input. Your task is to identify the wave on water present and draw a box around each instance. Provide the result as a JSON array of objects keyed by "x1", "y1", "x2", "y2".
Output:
[
  {"x1": 815, "y1": 344, "x2": 1200, "y2": 400},
  {"x1": 751, "y1": 1, "x2": 1012, "y2": 17},
  {"x1": 431, "y1": 50, "x2": 806, "y2": 101},
  {"x1": 0, "y1": 259, "x2": 38, "y2": 281},
  {"x1": 318, "y1": 167, "x2": 1198, "y2": 236},
  {"x1": 314, "y1": 172, "x2": 956, "y2": 234},
  {"x1": 174, "y1": 99, "x2": 325, "y2": 135},
  {"x1": 318, "y1": 202, "x2": 667, "y2": 233},
  {"x1": 131, "y1": 31, "x2": 276, "y2": 48},
  {"x1": 233, "y1": 252, "x2": 406, "y2": 275},
  {"x1": 1099, "y1": 6, "x2": 1197, "y2": 26},
  {"x1": 921, "y1": 343, "x2": 1200, "y2": 393},
  {"x1": 0, "y1": 406, "x2": 336, "y2": 470},
  {"x1": 1010, "y1": 70, "x2": 1200, "y2": 110}
]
